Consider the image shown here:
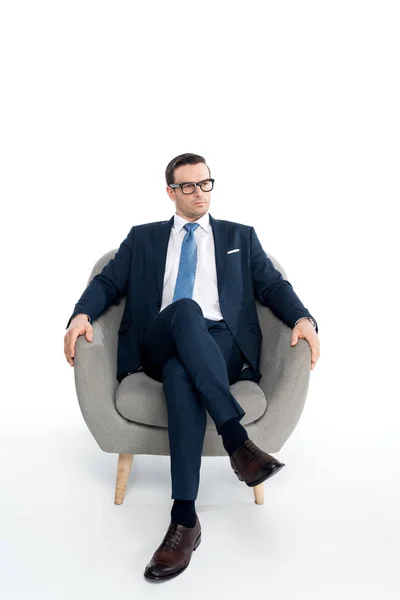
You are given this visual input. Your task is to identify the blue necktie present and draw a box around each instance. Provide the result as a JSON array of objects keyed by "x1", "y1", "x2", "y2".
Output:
[{"x1": 172, "y1": 223, "x2": 200, "y2": 302}]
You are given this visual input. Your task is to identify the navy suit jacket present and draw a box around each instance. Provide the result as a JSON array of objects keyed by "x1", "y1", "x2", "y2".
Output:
[{"x1": 66, "y1": 214, "x2": 318, "y2": 384}]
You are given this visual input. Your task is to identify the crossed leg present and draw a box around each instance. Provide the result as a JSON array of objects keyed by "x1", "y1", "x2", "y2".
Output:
[{"x1": 141, "y1": 298, "x2": 247, "y2": 499}]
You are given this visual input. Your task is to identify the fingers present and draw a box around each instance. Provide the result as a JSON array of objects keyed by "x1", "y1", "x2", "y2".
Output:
[
  {"x1": 64, "y1": 330, "x2": 78, "y2": 366},
  {"x1": 310, "y1": 337, "x2": 320, "y2": 370},
  {"x1": 85, "y1": 325, "x2": 93, "y2": 342},
  {"x1": 291, "y1": 329, "x2": 320, "y2": 371},
  {"x1": 64, "y1": 325, "x2": 93, "y2": 367}
]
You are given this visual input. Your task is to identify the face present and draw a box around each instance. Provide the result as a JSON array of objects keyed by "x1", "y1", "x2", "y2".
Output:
[{"x1": 166, "y1": 163, "x2": 212, "y2": 222}]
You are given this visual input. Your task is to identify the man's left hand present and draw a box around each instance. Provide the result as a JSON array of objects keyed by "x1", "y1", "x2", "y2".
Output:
[{"x1": 291, "y1": 319, "x2": 320, "y2": 370}]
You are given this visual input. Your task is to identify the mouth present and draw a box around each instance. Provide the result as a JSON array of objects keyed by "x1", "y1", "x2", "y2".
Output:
[{"x1": 194, "y1": 201, "x2": 206, "y2": 205}]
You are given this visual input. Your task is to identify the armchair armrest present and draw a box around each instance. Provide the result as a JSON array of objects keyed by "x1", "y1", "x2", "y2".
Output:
[
  {"x1": 73, "y1": 318, "x2": 131, "y2": 450},
  {"x1": 251, "y1": 303, "x2": 311, "y2": 451}
]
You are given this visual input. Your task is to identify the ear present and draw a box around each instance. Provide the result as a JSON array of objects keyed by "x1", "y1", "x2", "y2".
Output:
[{"x1": 166, "y1": 185, "x2": 175, "y2": 201}]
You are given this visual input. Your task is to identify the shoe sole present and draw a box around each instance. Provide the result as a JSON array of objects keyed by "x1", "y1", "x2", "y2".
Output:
[
  {"x1": 234, "y1": 463, "x2": 285, "y2": 487},
  {"x1": 143, "y1": 533, "x2": 202, "y2": 582}
]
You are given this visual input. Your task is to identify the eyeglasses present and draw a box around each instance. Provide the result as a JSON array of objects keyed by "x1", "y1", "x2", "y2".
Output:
[{"x1": 169, "y1": 178, "x2": 215, "y2": 195}]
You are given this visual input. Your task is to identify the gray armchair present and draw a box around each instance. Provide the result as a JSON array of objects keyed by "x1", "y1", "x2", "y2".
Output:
[{"x1": 72, "y1": 248, "x2": 312, "y2": 506}]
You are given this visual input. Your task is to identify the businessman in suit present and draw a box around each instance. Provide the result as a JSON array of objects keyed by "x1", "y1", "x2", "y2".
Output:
[{"x1": 64, "y1": 152, "x2": 320, "y2": 581}]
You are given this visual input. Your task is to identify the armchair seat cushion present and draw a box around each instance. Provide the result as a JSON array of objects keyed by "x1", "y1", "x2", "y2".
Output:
[{"x1": 115, "y1": 372, "x2": 267, "y2": 429}]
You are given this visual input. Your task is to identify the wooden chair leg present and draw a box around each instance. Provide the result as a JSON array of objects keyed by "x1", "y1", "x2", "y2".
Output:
[
  {"x1": 253, "y1": 482, "x2": 264, "y2": 505},
  {"x1": 114, "y1": 453, "x2": 134, "y2": 505}
]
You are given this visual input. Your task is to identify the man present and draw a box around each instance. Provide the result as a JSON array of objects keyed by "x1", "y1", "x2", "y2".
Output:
[{"x1": 64, "y1": 153, "x2": 320, "y2": 582}]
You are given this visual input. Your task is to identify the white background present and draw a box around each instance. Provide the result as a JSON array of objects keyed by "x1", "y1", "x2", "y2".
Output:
[{"x1": 0, "y1": 1, "x2": 399, "y2": 598}]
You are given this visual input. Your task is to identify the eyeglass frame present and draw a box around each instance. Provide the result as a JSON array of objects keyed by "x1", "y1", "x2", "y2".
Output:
[{"x1": 168, "y1": 178, "x2": 215, "y2": 194}]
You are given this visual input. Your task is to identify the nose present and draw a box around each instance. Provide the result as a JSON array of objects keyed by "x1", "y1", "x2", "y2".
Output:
[{"x1": 194, "y1": 184, "x2": 204, "y2": 197}]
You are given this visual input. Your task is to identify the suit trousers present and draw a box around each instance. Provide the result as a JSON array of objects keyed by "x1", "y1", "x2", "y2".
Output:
[{"x1": 140, "y1": 298, "x2": 247, "y2": 500}]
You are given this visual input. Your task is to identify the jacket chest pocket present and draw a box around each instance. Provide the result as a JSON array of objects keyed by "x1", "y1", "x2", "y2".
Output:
[
  {"x1": 226, "y1": 253, "x2": 242, "y2": 270},
  {"x1": 226, "y1": 251, "x2": 241, "y2": 260}
]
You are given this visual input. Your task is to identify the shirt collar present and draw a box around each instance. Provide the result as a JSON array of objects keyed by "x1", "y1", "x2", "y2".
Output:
[{"x1": 173, "y1": 211, "x2": 211, "y2": 234}]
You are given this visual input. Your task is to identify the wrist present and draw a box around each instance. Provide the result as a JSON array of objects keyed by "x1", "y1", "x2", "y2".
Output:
[
  {"x1": 307, "y1": 317, "x2": 317, "y2": 329},
  {"x1": 73, "y1": 313, "x2": 91, "y2": 324}
]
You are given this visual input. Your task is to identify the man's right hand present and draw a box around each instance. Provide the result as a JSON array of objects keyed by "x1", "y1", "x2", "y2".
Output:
[{"x1": 64, "y1": 314, "x2": 93, "y2": 367}]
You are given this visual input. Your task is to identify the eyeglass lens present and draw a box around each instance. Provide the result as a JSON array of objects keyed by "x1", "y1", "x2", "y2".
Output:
[{"x1": 181, "y1": 180, "x2": 213, "y2": 194}]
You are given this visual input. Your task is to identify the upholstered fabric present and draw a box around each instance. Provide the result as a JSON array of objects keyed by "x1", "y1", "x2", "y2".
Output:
[
  {"x1": 116, "y1": 373, "x2": 267, "y2": 429},
  {"x1": 72, "y1": 250, "x2": 312, "y2": 456}
]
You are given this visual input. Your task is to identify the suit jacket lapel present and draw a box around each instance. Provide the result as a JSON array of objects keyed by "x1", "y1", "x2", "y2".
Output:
[
  {"x1": 208, "y1": 214, "x2": 228, "y2": 300},
  {"x1": 153, "y1": 215, "x2": 174, "y2": 302}
]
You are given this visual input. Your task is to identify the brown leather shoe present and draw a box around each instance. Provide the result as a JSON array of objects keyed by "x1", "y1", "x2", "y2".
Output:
[
  {"x1": 144, "y1": 515, "x2": 201, "y2": 581},
  {"x1": 230, "y1": 439, "x2": 285, "y2": 487}
]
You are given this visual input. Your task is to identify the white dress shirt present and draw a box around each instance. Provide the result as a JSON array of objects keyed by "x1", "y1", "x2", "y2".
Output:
[{"x1": 160, "y1": 212, "x2": 223, "y2": 320}]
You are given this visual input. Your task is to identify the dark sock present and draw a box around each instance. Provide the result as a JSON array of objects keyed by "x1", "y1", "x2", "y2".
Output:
[
  {"x1": 219, "y1": 417, "x2": 249, "y2": 456},
  {"x1": 171, "y1": 499, "x2": 197, "y2": 528}
]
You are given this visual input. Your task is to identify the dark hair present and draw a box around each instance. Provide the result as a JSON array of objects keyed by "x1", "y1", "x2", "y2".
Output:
[{"x1": 165, "y1": 153, "x2": 211, "y2": 185}]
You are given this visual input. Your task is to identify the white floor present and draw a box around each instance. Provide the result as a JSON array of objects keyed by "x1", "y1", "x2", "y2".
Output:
[{"x1": 1, "y1": 412, "x2": 399, "y2": 599}]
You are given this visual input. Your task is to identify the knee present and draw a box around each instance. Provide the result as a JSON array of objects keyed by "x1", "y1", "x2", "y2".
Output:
[{"x1": 172, "y1": 298, "x2": 203, "y2": 317}]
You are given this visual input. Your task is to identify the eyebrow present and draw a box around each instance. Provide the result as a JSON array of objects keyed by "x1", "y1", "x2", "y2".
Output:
[{"x1": 175, "y1": 178, "x2": 210, "y2": 185}]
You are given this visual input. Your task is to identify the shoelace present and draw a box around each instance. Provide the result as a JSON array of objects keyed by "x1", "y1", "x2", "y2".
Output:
[
  {"x1": 241, "y1": 440, "x2": 263, "y2": 462},
  {"x1": 161, "y1": 523, "x2": 183, "y2": 551}
]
